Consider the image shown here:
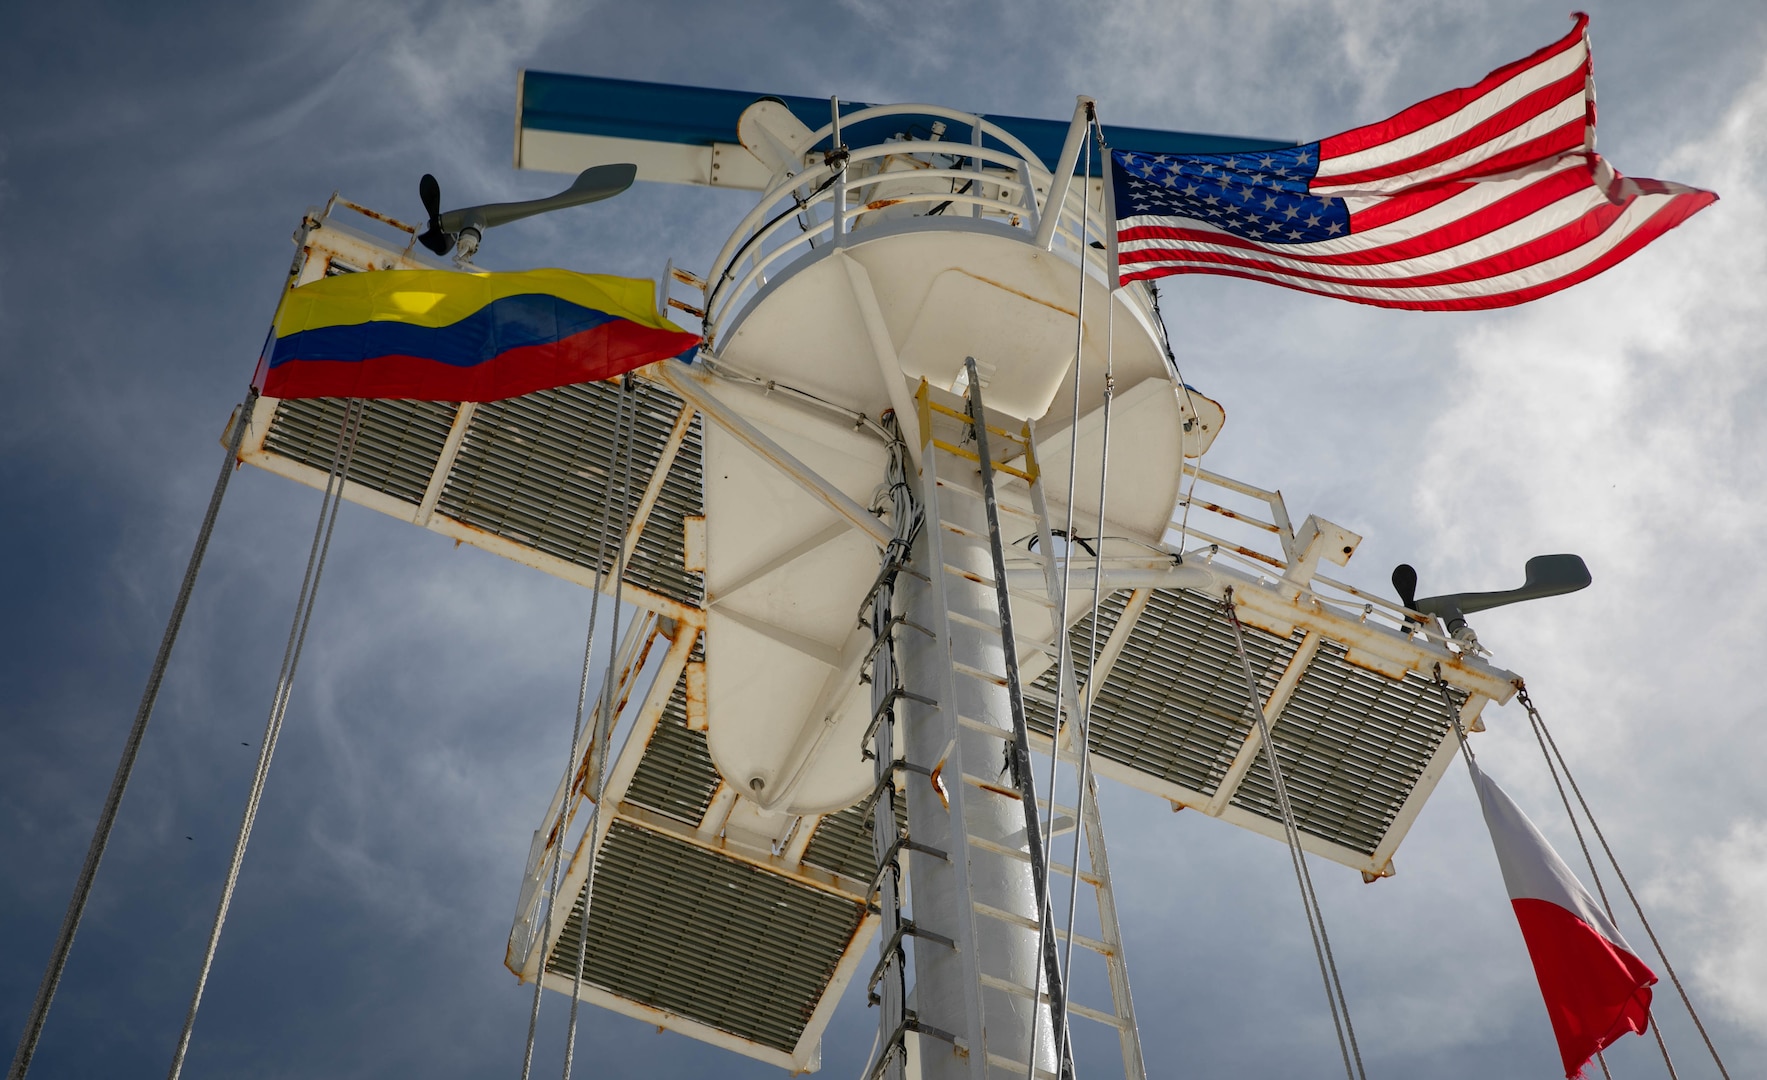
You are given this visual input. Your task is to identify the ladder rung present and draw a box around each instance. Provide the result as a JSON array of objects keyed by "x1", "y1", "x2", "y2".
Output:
[
  {"x1": 944, "y1": 611, "x2": 1059, "y2": 658},
  {"x1": 958, "y1": 773, "x2": 1077, "y2": 818},
  {"x1": 923, "y1": 398, "x2": 1034, "y2": 450},
  {"x1": 977, "y1": 970, "x2": 1126, "y2": 1028},
  {"x1": 939, "y1": 564, "x2": 1056, "y2": 610},
  {"x1": 933, "y1": 476, "x2": 1039, "y2": 519},
  {"x1": 966, "y1": 833, "x2": 1103, "y2": 888},
  {"x1": 985, "y1": 1052, "x2": 1060, "y2": 1080},
  {"x1": 952, "y1": 661, "x2": 1008, "y2": 688},
  {"x1": 930, "y1": 438, "x2": 1036, "y2": 483},
  {"x1": 937, "y1": 522, "x2": 1055, "y2": 573}
]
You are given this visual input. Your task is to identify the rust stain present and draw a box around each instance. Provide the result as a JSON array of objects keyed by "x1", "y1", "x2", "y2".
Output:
[
  {"x1": 974, "y1": 779, "x2": 1021, "y2": 801},
  {"x1": 1189, "y1": 499, "x2": 1279, "y2": 533},
  {"x1": 333, "y1": 197, "x2": 418, "y2": 235},
  {"x1": 669, "y1": 265, "x2": 707, "y2": 289},
  {"x1": 1230, "y1": 544, "x2": 1284, "y2": 570},
  {"x1": 684, "y1": 659, "x2": 709, "y2": 731},
  {"x1": 863, "y1": 197, "x2": 906, "y2": 211},
  {"x1": 954, "y1": 269, "x2": 1079, "y2": 319},
  {"x1": 667, "y1": 296, "x2": 706, "y2": 319}
]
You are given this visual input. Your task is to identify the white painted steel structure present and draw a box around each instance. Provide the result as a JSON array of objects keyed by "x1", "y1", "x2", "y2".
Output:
[{"x1": 231, "y1": 99, "x2": 1521, "y2": 1073}]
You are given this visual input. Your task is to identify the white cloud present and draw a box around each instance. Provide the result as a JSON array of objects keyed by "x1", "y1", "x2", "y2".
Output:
[{"x1": 1649, "y1": 817, "x2": 1767, "y2": 1026}]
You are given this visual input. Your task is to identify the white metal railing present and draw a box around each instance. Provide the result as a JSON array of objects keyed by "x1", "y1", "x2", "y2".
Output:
[
  {"x1": 1168, "y1": 463, "x2": 1464, "y2": 651},
  {"x1": 700, "y1": 104, "x2": 1125, "y2": 349}
]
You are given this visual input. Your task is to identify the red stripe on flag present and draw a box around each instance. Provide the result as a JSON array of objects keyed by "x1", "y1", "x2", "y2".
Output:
[
  {"x1": 1346, "y1": 179, "x2": 1466, "y2": 232},
  {"x1": 1320, "y1": 13, "x2": 1588, "y2": 160},
  {"x1": 1512, "y1": 898, "x2": 1656, "y2": 1079},
  {"x1": 1117, "y1": 188, "x2": 1714, "y2": 310},
  {"x1": 1121, "y1": 186, "x2": 1623, "y2": 289},
  {"x1": 1119, "y1": 161, "x2": 1598, "y2": 269},
  {"x1": 262, "y1": 320, "x2": 700, "y2": 401},
  {"x1": 1318, "y1": 68, "x2": 1589, "y2": 187}
]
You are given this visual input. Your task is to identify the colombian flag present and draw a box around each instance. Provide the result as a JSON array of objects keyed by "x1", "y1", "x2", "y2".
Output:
[{"x1": 261, "y1": 268, "x2": 701, "y2": 401}]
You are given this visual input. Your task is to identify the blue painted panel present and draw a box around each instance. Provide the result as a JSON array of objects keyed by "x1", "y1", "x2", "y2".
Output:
[{"x1": 519, "y1": 71, "x2": 1293, "y2": 171}]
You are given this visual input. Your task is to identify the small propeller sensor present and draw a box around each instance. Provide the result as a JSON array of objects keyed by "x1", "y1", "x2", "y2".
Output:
[
  {"x1": 417, "y1": 173, "x2": 452, "y2": 256},
  {"x1": 413, "y1": 164, "x2": 638, "y2": 262},
  {"x1": 1391, "y1": 564, "x2": 1419, "y2": 612},
  {"x1": 1392, "y1": 554, "x2": 1592, "y2": 648}
]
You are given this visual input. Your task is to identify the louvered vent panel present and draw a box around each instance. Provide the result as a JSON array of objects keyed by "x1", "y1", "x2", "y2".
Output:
[
  {"x1": 625, "y1": 672, "x2": 721, "y2": 826},
  {"x1": 436, "y1": 380, "x2": 703, "y2": 605},
  {"x1": 1073, "y1": 588, "x2": 1299, "y2": 796},
  {"x1": 549, "y1": 822, "x2": 862, "y2": 1054},
  {"x1": 1232, "y1": 642, "x2": 1462, "y2": 855},
  {"x1": 263, "y1": 397, "x2": 455, "y2": 506},
  {"x1": 801, "y1": 798, "x2": 908, "y2": 883}
]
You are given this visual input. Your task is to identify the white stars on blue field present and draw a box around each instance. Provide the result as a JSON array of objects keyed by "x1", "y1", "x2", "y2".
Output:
[{"x1": 1112, "y1": 146, "x2": 1349, "y2": 244}]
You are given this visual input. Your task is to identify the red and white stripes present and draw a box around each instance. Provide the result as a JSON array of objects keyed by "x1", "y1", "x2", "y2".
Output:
[{"x1": 1113, "y1": 15, "x2": 1716, "y2": 310}]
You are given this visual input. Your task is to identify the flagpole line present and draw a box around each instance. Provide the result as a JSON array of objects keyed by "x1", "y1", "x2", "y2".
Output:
[
  {"x1": 1519, "y1": 684, "x2": 1729, "y2": 1080},
  {"x1": 10, "y1": 221, "x2": 321, "y2": 1080},
  {"x1": 521, "y1": 384, "x2": 629, "y2": 1080},
  {"x1": 1517, "y1": 682, "x2": 1682, "y2": 1080},
  {"x1": 6, "y1": 388, "x2": 261, "y2": 1080},
  {"x1": 1029, "y1": 109, "x2": 1095, "y2": 1080},
  {"x1": 168, "y1": 396, "x2": 365, "y2": 1080},
  {"x1": 1227, "y1": 594, "x2": 1360, "y2": 1080},
  {"x1": 1056, "y1": 112, "x2": 1109, "y2": 1078},
  {"x1": 563, "y1": 375, "x2": 641, "y2": 1080}
]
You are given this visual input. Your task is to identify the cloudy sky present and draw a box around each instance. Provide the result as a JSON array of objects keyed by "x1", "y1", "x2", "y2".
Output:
[{"x1": 3, "y1": 0, "x2": 1763, "y2": 1077}]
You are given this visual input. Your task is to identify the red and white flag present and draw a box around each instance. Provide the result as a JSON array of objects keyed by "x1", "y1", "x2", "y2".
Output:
[
  {"x1": 1109, "y1": 14, "x2": 1717, "y2": 309},
  {"x1": 1474, "y1": 768, "x2": 1656, "y2": 1077}
]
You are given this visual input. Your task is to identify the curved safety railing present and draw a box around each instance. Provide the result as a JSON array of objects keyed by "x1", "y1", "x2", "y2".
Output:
[{"x1": 700, "y1": 103, "x2": 1128, "y2": 350}]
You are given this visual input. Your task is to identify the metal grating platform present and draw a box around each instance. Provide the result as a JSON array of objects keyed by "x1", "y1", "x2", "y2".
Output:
[
  {"x1": 436, "y1": 380, "x2": 704, "y2": 606},
  {"x1": 1019, "y1": 581, "x2": 1501, "y2": 872},
  {"x1": 625, "y1": 673, "x2": 721, "y2": 826},
  {"x1": 1034, "y1": 588, "x2": 1301, "y2": 795},
  {"x1": 247, "y1": 376, "x2": 705, "y2": 610},
  {"x1": 548, "y1": 821, "x2": 864, "y2": 1055},
  {"x1": 801, "y1": 799, "x2": 908, "y2": 883},
  {"x1": 263, "y1": 397, "x2": 456, "y2": 507},
  {"x1": 1231, "y1": 642, "x2": 1464, "y2": 856}
]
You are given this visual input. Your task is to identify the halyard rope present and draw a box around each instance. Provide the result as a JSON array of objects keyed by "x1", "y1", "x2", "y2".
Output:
[
  {"x1": 1055, "y1": 111, "x2": 1112, "y2": 1079},
  {"x1": 562, "y1": 375, "x2": 642, "y2": 1079},
  {"x1": 1516, "y1": 682, "x2": 1729, "y2": 1080},
  {"x1": 1226, "y1": 594, "x2": 1363, "y2": 1080},
  {"x1": 168, "y1": 396, "x2": 366, "y2": 1080},
  {"x1": 520, "y1": 380, "x2": 634, "y2": 1079},
  {"x1": 7, "y1": 388, "x2": 260, "y2": 1080},
  {"x1": 1029, "y1": 110, "x2": 1096, "y2": 1080}
]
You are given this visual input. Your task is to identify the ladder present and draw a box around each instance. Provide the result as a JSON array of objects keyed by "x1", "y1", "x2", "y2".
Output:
[{"x1": 911, "y1": 360, "x2": 1146, "y2": 1080}]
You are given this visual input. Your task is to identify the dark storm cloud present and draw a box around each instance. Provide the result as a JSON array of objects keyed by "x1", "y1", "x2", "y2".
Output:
[{"x1": 3, "y1": 1, "x2": 1763, "y2": 1078}]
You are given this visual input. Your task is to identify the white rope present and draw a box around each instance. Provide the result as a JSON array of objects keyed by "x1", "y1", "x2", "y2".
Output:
[
  {"x1": 7, "y1": 389, "x2": 261, "y2": 1080},
  {"x1": 1028, "y1": 110, "x2": 1095, "y2": 1080},
  {"x1": 1226, "y1": 594, "x2": 1364, "y2": 1080},
  {"x1": 1515, "y1": 683, "x2": 1729, "y2": 1080},
  {"x1": 1144, "y1": 281, "x2": 1210, "y2": 553},
  {"x1": 167, "y1": 397, "x2": 366, "y2": 1080},
  {"x1": 562, "y1": 376, "x2": 642, "y2": 1079},
  {"x1": 1053, "y1": 116, "x2": 1115, "y2": 1077},
  {"x1": 519, "y1": 382, "x2": 633, "y2": 1078}
]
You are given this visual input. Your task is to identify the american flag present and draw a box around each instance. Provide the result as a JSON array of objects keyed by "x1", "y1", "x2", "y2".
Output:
[{"x1": 1109, "y1": 15, "x2": 1716, "y2": 310}]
